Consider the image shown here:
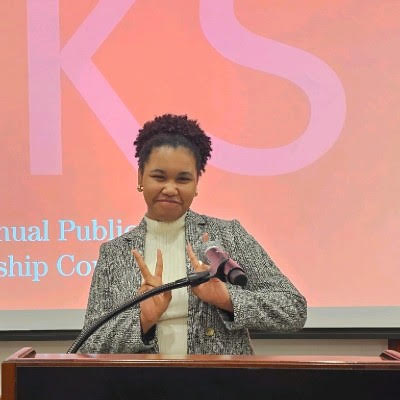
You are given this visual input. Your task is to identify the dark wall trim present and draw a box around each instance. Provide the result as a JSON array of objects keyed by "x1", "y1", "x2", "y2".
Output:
[
  {"x1": 0, "y1": 330, "x2": 79, "y2": 341},
  {"x1": 250, "y1": 328, "x2": 400, "y2": 339},
  {"x1": 1, "y1": 328, "x2": 400, "y2": 342}
]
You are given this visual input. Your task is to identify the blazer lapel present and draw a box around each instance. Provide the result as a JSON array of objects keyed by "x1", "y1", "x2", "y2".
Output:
[{"x1": 122, "y1": 218, "x2": 146, "y2": 255}]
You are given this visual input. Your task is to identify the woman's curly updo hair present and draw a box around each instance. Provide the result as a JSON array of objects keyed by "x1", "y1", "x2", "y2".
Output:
[{"x1": 134, "y1": 114, "x2": 212, "y2": 175}]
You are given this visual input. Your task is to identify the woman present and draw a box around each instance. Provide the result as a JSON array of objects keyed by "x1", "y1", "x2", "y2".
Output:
[{"x1": 80, "y1": 114, "x2": 307, "y2": 354}]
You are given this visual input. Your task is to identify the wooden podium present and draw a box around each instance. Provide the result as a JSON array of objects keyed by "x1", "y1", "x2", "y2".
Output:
[{"x1": 2, "y1": 347, "x2": 400, "y2": 400}]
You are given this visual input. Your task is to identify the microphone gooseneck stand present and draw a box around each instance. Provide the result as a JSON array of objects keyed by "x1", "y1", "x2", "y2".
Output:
[{"x1": 67, "y1": 270, "x2": 211, "y2": 354}]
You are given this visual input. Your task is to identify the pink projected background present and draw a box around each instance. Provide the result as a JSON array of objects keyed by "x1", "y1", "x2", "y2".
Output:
[{"x1": 1, "y1": 0, "x2": 399, "y2": 313}]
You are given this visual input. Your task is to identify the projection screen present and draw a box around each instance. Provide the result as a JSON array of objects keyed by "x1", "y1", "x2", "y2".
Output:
[{"x1": 1, "y1": 0, "x2": 399, "y2": 330}]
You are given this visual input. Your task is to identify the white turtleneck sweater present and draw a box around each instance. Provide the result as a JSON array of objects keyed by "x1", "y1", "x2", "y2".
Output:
[{"x1": 143, "y1": 213, "x2": 188, "y2": 355}]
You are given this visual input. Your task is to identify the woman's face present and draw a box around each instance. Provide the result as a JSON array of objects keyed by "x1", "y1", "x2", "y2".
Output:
[{"x1": 138, "y1": 146, "x2": 199, "y2": 222}]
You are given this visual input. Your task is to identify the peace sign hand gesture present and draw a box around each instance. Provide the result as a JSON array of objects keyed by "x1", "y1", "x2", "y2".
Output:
[
  {"x1": 186, "y1": 233, "x2": 233, "y2": 313},
  {"x1": 132, "y1": 249, "x2": 172, "y2": 334}
]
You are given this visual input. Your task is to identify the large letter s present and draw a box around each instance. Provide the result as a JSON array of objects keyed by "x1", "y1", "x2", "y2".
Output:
[{"x1": 200, "y1": 0, "x2": 346, "y2": 175}]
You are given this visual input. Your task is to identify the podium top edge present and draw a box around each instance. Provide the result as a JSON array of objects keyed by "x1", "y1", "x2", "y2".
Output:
[{"x1": 3, "y1": 349, "x2": 400, "y2": 370}]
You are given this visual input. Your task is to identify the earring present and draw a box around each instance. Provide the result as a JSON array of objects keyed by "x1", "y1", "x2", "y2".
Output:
[{"x1": 137, "y1": 185, "x2": 144, "y2": 192}]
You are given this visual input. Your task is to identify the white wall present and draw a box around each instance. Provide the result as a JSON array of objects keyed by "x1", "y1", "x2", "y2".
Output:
[{"x1": 0, "y1": 338, "x2": 388, "y2": 396}]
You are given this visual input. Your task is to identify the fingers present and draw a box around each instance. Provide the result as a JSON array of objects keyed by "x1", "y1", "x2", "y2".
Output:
[
  {"x1": 154, "y1": 249, "x2": 163, "y2": 278},
  {"x1": 186, "y1": 243, "x2": 198, "y2": 270},
  {"x1": 132, "y1": 250, "x2": 152, "y2": 281},
  {"x1": 132, "y1": 249, "x2": 163, "y2": 287},
  {"x1": 138, "y1": 284, "x2": 151, "y2": 294},
  {"x1": 186, "y1": 243, "x2": 207, "y2": 272},
  {"x1": 202, "y1": 232, "x2": 209, "y2": 242}
]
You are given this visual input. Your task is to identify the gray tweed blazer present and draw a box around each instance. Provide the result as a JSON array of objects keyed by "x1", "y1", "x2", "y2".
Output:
[{"x1": 80, "y1": 210, "x2": 307, "y2": 354}]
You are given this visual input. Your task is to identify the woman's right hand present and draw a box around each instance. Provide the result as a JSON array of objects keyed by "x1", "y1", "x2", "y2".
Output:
[{"x1": 132, "y1": 249, "x2": 172, "y2": 334}]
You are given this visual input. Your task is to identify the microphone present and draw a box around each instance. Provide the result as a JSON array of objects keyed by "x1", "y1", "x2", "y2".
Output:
[{"x1": 199, "y1": 241, "x2": 247, "y2": 287}]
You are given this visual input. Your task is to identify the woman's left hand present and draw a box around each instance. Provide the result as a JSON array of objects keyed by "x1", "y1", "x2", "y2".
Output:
[{"x1": 186, "y1": 234, "x2": 233, "y2": 313}]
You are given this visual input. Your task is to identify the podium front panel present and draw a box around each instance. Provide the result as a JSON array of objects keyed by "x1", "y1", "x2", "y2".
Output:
[{"x1": 13, "y1": 364, "x2": 400, "y2": 400}]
